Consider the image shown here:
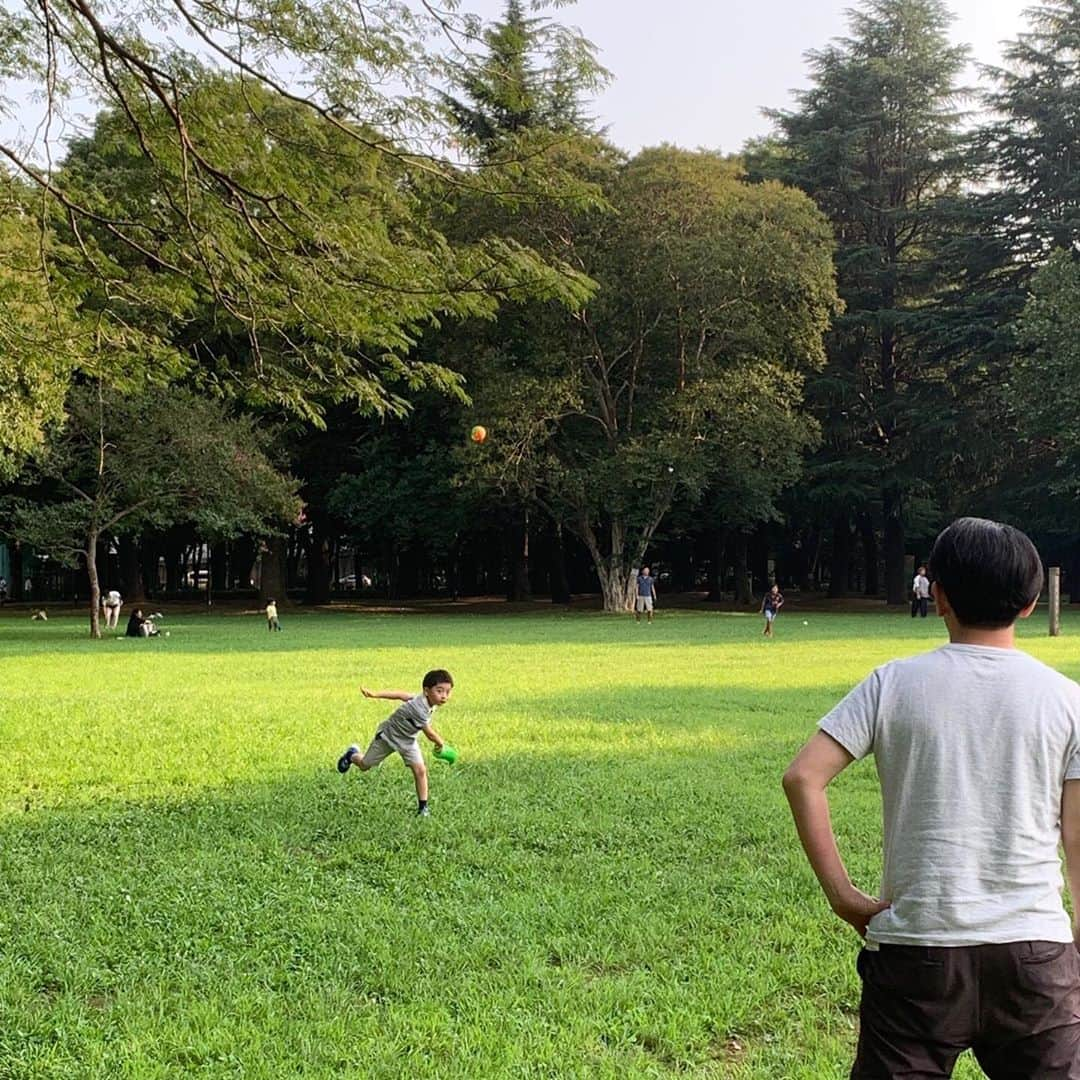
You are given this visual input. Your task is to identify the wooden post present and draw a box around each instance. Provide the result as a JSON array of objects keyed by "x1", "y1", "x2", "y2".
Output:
[{"x1": 1050, "y1": 566, "x2": 1062, "y2": 637}]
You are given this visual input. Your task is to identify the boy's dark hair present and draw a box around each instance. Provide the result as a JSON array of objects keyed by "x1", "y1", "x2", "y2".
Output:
[
  {"x1": 423, "y1": 669, "x2": 453, "y2": 689},
  {"x1": 927, "y1": 517, "x2": 1043, "y2": 628}
]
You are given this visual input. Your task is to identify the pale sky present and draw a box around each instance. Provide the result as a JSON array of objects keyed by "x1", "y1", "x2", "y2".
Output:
[
  {"x1": 0, "y1": 0, "x2": 1032, "y2": 160},
  {"x1": 464, "y1": 0, "x2": 1031, "y2": 153}
]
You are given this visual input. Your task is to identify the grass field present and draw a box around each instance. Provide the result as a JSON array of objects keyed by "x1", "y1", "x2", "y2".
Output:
[{"x1": 3, "y1": 606, "x2": 1079, "y2": 1078}]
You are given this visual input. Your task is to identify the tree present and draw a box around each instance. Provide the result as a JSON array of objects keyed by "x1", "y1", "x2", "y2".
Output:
[
  {"x1": 1013, "y1": 252, "x2": 1080, "y2": 494},
  {"x1": 442, "y1": 0, "x2": 603, "y2": 149},
  {"x1": 10, "y1": 384, "x2": 298, "y2": 637},
  {"x1": 432, "y1": 4, "x2": 609, "y2": 601},
  {"x1": 760, "y1": 0, "x2": 969, "y2": 602},
  {"x1": 472, "y1": 148, "x2": 837, "y2": 611},
  {"x1": 977, "y1": 1, "x2": 1080, "y2": 263},
  {"x1": 0, "y1": 4, "x2": 603, "y2": 464},
  {"x1": 0, "y1": 185, "x2": 84, "y2": 479}
]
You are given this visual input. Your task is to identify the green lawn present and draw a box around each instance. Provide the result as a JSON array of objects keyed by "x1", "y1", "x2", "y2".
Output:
[{"x1": 3, "y1": 607, "x2": 1078, "y2": 1078}]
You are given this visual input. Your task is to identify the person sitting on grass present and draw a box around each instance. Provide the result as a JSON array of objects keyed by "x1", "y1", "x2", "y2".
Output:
[
  {"x1": 125, "y1": 608, "x2": 158, "y2": 638},
  {"x1": 783, "y1": 516, "x2": 1080, "y2": 1078},
  {"x1": 337, "y1": 670, "x2": 453, "y2": 817}
]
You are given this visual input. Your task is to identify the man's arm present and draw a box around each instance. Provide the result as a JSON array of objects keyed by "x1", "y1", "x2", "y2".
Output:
[
  {"x1": 360, "y1": 688, "x2": 413, "y2": 701},
  {"x1": 782, "y1": 731, "x2": 890, "y2": 937},
  {"x1": 421, "y1": 723, "x2": 444, "y2": 751},
  {"x1": 1061, "y1": 780, "x2": 1080, "y2": 944}
]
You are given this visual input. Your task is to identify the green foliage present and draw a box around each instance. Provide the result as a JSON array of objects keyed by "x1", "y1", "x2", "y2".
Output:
[
  {"x1": 977, "y1": 0, "x2": 1080, "y2": 260},
  {"x1": 11, "y1": 383, "x2": 298, "y2": 565},
  {"x1": 0, "y1": 199, "x2": 78, "y2": 480},
  {"x1": 530, "y1": 148, "x2": 835, "y2": 605},
  {"x1": 442, "y1": 0, "x2": 606, "y2": 151},
  {"x1": 55, "y1": 78, "x2": 596, "y2": 425},
  {"x1": 1014, "y1": 250, "x2": 1080, "y2": 496},
  {"x1": 0, "y1": 4, "x2": 607, "y2": 469},
  {"x1": 762, "y1": 0, "x2": 970, "y2": 599}
]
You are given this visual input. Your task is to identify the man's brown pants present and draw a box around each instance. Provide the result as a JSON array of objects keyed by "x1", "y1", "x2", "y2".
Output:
[{"x1": 853, "y1": 942, "x2": 1080, "y2": 1078}]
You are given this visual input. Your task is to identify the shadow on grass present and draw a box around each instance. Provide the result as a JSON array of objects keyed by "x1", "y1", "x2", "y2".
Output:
[{"x1": 0, "y1": 740, "x2": 880, "y2": 1077}]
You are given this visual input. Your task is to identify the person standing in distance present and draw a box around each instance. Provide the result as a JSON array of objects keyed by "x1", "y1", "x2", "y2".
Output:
[
  {"x1": 783, "y1": 517, "x2": 1080, "y2": 1078},
  {"x1": 634, "y1": 566, "x2": 657, "y2": 623},
  {"x1": 102, "y1": 588, "x2": 123, "y2": 630},
  {"x1": 911, "y1": 564, "x2": 931, "y2": 618},
  {"x1": 761, "y1": 583, "x2": 784, "y2": 637}
]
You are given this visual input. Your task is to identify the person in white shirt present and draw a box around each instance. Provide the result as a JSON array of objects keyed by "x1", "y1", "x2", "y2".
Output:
[
  {"x1": 911, "y1": 564, "x2": 931, "y2": 618},
  {"x1": 783, "y1": 518, "x2": 1080, "y2": 1077},
  {"x1": 102, "y1": 589, "x2": 123, "y2": 629}
]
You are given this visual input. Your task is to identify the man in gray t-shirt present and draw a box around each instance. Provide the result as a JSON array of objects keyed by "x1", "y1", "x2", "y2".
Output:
[{"x1": 783, "y1": 518, "x2": 1080, "y2": 1078}]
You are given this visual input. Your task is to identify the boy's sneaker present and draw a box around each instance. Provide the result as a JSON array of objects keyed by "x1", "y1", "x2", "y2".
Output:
[
  {"x1": 417, "y1": 805, "x2": 430, "y2": 817},
  {"x1": 337, "y1": 745, "x2": 359, "y2": 773}
]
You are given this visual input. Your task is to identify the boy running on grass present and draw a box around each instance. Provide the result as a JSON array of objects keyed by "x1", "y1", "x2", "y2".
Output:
[
  {"x1": 783, "y1": 517, "x2": 1080, "y2": 1078},
  {"x1": 337, "y1": 670, "x2": 452, "y2": 817}
]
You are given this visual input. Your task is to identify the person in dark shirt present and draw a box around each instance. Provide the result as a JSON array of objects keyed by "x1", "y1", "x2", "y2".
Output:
[
  {"x1": 125, "y1": 609, "x2": 158, "y2": 637},
  {"x1": 635, "y1": 566, "x2": 657, "y2": 623},
  {"x1": 761, "y1": 584, "x2": 784, "y2": 637}
]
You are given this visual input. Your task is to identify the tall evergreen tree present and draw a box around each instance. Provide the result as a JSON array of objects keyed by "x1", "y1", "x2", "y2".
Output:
[
  {"x1": 442, "y1": 0, "x2": 604, "y2": 154},
  {"x1": 978, "y1": 0, "x2": 1080, "y2": 261},
  {"x1": 760, "y1": 0, "x2": 968, "y2": 602}
]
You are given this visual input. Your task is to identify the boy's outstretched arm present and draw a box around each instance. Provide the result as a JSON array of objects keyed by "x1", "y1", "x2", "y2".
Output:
[
  {"x1": 1061, "y1": 780, "x2": 1080, "y2": 945},
  {"x1": 421, "y1": 723, "x2": 445, "y2": 751},
  {"x1": 783, "y1": 731, "x2": 890, "y2": 937},
  {"x1": 360, "y1": 688, "x2": 413, "y2": 701}
]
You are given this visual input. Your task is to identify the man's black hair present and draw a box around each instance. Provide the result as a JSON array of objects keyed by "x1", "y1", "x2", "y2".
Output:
[
  {"x1": 423, "y1": 669, "x2": 453, "y2": 689},
  {"x1": 927, "y1": 517, "x2": 1043, "y2": 628}
]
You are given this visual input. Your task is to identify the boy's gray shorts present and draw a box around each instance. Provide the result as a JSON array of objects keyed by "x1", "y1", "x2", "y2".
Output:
[{"x1": 362, "y1": 732, "x2": 423, "y2": 768}]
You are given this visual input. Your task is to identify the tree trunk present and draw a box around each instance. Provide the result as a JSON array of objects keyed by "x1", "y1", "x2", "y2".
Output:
[
  {"x1": 119, "y1": 535, "x2": 145, "y2": 603},
  {"x1": 259, "y1": 536, "x2": 290, "y2": 605},
  {"x1": 883, "y1": 487, "x2": 906, "y2": 605},
  {"x1": 750, "y1": 525, "x2": 769, "y2": 590},
  {"x1": 231, "y1": 536, "x2": 257, "y2": 591},
  {"x1": 211, "y1": 541, "x2": 228, "y2": 593},
  {"x1": 164, "y1": 532, "x2": 183, "y2": 594},
  {"x1": 734, "y1": 532, "x2": 752, "y2": 605},
  {"x1": 706, "y1": 528, "x2": 727, "y2": 601},
  {"x1": 286, "y1": 529, "x2": 302, "y2": 591},
  {"x1": 550, "y1": 522, "x2": 571, "y2": 605},
  {"x1": 671, "y1": 537, "x2": 695, "y2": 591},
  {"x1": 10, "y1": 541, "x2": 23, "y2": 601},
  {"x1": 506, "y1": 508, "x2": 531, "y2": 602},
  {"x1": 596, "y1": 560, "x2": 634, "y2": 612},
  {"x1": 1069, "y1": 547, "x2": 1080, "y2": 604},
  {"x1": 828, "y1": 512, "x2": 850, "y2": 599},
  {"x1": 86, "y1": 531, "x2": 102, "y2": 639},
  {"x1": 859, "y1": 516, "x2": 879, "y2": 597},
  {"x1": 580, "y1": 522, "x2": 634, "y2": 612},
  {"x1": 305, "y1": 522, "x2": 333, "y2": 605}
]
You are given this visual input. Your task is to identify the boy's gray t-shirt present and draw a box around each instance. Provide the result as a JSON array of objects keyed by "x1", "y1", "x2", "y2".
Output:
[
  {"x1": 378, "y1": 694, "x2": 434, "y2": 748},
  {"x1": 820, "y1": 643, "x2": 1080, "y2": 947}
]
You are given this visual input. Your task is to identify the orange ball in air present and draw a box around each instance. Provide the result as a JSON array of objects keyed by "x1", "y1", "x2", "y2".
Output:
[{"x1": 470, "y1": 425, "x2": 487, "y2": 444}]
